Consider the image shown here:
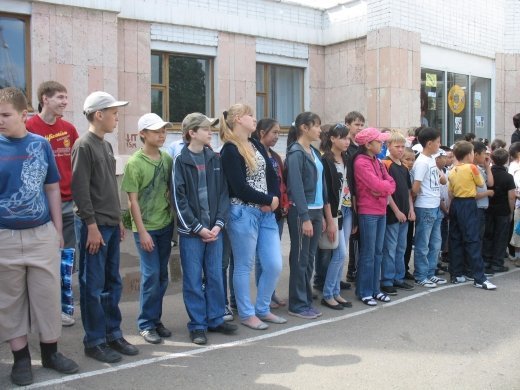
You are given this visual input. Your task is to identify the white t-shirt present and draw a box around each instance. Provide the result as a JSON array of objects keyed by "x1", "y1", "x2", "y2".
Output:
[{"x1": 412, "y1": 153, "x2": 441, "y2": 208}]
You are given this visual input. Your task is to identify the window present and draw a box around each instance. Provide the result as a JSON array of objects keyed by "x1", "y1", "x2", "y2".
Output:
[
  {"x1": 421, "y1": 68, "x2": 445, "y2": 136},
  {"x1": 151, "y1": 52, "x2": 213, "y2": 125},
  {"x1": 256, "y1": 63, "x2": 304, "y2": 127},
  {"x1": 0, "y1": 13, "x2": 31, "y2": 106},
  {"x1": 421, "y1": 68, "x2": 491, "y2": 145}
]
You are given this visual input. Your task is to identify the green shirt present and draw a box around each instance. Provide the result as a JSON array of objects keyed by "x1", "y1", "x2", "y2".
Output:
[{"x1": 121, "y1": 149, "x2": 173, "y2": 232}]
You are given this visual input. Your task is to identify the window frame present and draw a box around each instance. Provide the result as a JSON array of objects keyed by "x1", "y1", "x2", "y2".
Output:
[
  {"x1": 151, "y1": 51, "x2": 214, "y2": 131},
  {"x1": 256, "y1": 62, "x2": 304, "y2": 132},
  {"x1": 0, "y1": 12, "x2": 32, "y2": 110}
]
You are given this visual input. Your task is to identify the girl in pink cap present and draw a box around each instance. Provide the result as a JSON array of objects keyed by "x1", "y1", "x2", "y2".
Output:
[{"x1": 352, "y1": 128, "x2": 396, "y2": 306}]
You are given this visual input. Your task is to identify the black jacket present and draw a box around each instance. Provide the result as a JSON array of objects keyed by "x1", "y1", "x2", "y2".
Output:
[
  {"x1": 173, "y1": 146, "x2": 228, "y2": 236},
  {"x1": 220, "y1": 137, "x2": 280, "y2": 206},
  {"x1": 511, "y1": 129, "x2": 520, "y2": 145}
]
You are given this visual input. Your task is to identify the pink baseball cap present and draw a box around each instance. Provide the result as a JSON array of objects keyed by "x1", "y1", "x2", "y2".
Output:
[{"x1": 355, "y1": 127, "x2": 390, "y2": 146}]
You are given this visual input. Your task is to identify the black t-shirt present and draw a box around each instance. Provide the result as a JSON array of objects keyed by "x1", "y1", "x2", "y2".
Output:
[
  {"x1": 488, "y1": 165, "x2": 516, "y2": 216},
  {"x1": 384, "y1": 158, "x2": 411, "y2": 224}
]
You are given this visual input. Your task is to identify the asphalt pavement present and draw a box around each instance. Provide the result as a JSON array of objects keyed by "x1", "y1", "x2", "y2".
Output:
[{"x1": 1, "y1": 227, "x2": 519, "y2": 389}]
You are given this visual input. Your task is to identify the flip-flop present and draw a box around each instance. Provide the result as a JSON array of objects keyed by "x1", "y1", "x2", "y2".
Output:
[{"x1": 241, "y1": 320, "x2": 269, "y2": 330}]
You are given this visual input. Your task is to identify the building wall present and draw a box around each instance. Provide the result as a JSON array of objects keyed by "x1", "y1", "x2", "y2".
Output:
[
  {"x1": 216, "y1": 32, "x2": 257, "y2": 116},
  {"x1": 117, "y1": 19, "x2": 151, "y2": 155},
  {"x1": 322, "y1": 37, "x2": 367, "y2": 125},
  {"x1": 495, "y1": 53, "x2": 520, "y2": 141}
]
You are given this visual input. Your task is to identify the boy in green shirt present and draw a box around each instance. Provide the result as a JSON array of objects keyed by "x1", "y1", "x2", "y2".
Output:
[{"x1": 122, "y1": 113, "x2": 175, "y2": 344}]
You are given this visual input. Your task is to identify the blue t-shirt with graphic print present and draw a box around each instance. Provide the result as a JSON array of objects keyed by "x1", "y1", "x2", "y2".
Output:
[{"x1": 0, "y1": 132, "x2": 60, "y2": 229}]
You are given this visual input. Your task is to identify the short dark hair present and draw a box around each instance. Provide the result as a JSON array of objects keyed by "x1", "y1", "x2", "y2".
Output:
[
  {"x1": 491, "y1": 148, "x2": 509, "y2": 166},
  {"x1": 472, "y1": 141, "x2": 487, "y2": 154},
  {"x1": 464, "y1": 132, "x2": 476, "y2": 142},
  {"x1": 490, "y1": 138, "x2": 506, "y2": 151},
  {"x1": 344, "y1": 111, "x2": 365, "y2": 125},
  {"x1": 509, "y1": 142, "x2": 520, "y2": 160},
  {"x1": 440, "y1": 145, "x2": 452, "y2": 152},
  {"x1": 514, "y1": 113, "x2": 520, "y2": 129},
  {"x1": 37, "y1": 81, "x2": 67, "y2": 105},
  {"x1": 417, "y1": 127, "x2": 440, "y2": 147},
  {"x1": 453, "y1": 140, "x2": 474, "y2": 161}
]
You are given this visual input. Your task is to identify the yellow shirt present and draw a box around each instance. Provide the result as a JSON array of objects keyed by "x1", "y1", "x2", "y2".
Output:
[{"x1": 448, "y1": 163, "x2": 484, "y2": 198}]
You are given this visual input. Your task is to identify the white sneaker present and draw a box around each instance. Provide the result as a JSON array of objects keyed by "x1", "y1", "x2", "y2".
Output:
[
  {"x1": 61, "y1": 312, "x2": 75, "y2": 327},
  {"x1": 474, "y1": 280, "x2": 497, "y2": 290},
  {"x1": 415, "y1": 279, "x2": 437, "y2": 288},
  {"x1": 429, "y1": 276, "x2": 447, "y2": 285}
]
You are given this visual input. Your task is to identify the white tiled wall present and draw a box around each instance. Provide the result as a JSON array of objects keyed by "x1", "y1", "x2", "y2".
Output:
[
  {"x1": 367, "y1": 0, "x2": 505, "y2": 58},
  {"x1": 504, "y1": 0, "x2": 520, "y2": 52}
]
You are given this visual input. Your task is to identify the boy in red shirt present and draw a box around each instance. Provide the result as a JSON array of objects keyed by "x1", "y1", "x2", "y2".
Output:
[{"x1": 26, "y1": 81, "x2": 79, "y2": 327}]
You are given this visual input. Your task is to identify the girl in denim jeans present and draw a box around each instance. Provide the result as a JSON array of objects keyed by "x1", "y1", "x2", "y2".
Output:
[
  {"x1": 319, "y1": 123, "x2": 354, "y2": 310},
  {"x1": 352, "y1": 128, "x2": 395, "y2": 306},
  {"x1": 220, "y1": 104, "x2": 285, "y2": 330}
]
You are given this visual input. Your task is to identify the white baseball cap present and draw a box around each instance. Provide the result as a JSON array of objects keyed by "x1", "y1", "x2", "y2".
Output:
[
  {"x1": 433, "y1": 149, "x2": 447, "y2": 159},
  {"x1": 138, "y1": 113, "x2": 171, "y2": 131},
  {"x1": 83, "y1": 91, "x2": 128, "y2": 115}
]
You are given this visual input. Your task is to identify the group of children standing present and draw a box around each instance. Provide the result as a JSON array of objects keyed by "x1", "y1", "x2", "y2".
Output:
[{"x1": 2, "y1": 82, "x2": 516, "y2": 387}]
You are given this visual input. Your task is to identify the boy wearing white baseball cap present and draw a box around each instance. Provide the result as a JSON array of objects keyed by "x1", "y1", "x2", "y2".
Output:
[
  {"x1": 121, "y1": 113, "x2": 175, "y2": 344},
  {"x1": 72, "y1": 91, "x2": 139, "y2": 363}
]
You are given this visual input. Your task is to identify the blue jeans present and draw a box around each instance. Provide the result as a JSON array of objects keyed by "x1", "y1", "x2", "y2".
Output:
[
  {"x1": 288, "y1": 207, "x2": 323, "y2": 313},
  {"x1": 179, "y1": 234, "x2": 225, "y2": 331},
  {"x1": 134, "y1": 224, "x2": 173, "y2": 331},
  {"x1": 222, "y1": 229, "x2": 235, "y2": 307},
  {"x1": 323, "y1": 207, "x2": 352, "y2": 299},
  {"x1": 381, "y1": 221, "x2": 409, "y2": 286},
  {"x1": 227, "y1": 204, "x2": 282, "y2": 320},
  {"x1": 254, "y1": 217, "x2": 284, "y2": 295},
  {"x1": 356, "y1": 214, "x2": 386, "y2": 299},
  {"x1": 78, "y1": 221, "x2": 123, "y2": 348},
  {"x1": 413, "y1": 207, "x2": 442, "y2": 281}
]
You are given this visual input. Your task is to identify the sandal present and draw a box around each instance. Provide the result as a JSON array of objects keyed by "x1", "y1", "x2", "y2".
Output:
[
  {"x1": 361, "y1": 297, "x2": 377, "y2": 306},
  {"x1": 373, "y1": 293, "x2": 391, "y2": 302}
]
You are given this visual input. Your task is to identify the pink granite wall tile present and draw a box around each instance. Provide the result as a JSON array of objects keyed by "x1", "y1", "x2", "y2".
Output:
[
  {"x1": 72, "y1": 17, "x2": 88, "y2": 66},
  {"x1": 137, "y1": 29, "x2": 151, "y2": 74},
  {"x1": 366, "y1": 88, "x2": 378, "y2": 127},
  {"x1": 123, "y1": 28, "x2": 138, "y2": 73},
  {"x1": 378, "y1": 47, "x2": 390, "y2": 88},
  {"x1": 55, "y1": 16, "x2": 73, "y2": 64},
  {"x1": 87, "y1": 19, "x2": 104, "y2": 66},
  {"x1": 379, "y1": 87, "x2": 390, "y2": 127},
  {"x1": 365, "y1": 50, "x2": 377, "y2": 89},
  {"x1": 103, "y1": 21, "x2": 118, "y2": 67},
  {"x1": 504, "y1": 54, "x2": 516, "y2": 71},
  {"x1": 399, "y1": 49, "x2": 408, "y2": 89},
  {"x1": 325, "y1": 50, "x2": 339, "y2": 89},
  {"x1": 88, "y1": 66, "x2": 104, "y2": 92}
]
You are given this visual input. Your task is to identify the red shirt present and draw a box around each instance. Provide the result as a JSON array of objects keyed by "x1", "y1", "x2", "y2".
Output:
[{"x1": 26, "y1": 114, "x2": 79, "y2": 201}]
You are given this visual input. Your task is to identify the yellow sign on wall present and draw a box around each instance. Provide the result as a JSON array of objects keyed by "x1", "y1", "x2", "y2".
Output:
[{"x1": 448, "y1": 85, "x2": 465, "y2": 114}]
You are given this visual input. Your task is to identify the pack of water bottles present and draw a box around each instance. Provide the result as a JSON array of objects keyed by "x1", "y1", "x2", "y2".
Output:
[{"x1": 61, "y1": 248, "x2": 75, "y2": 316}]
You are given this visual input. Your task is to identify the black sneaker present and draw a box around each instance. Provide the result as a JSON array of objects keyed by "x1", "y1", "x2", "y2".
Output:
[
  {"x1": 393, "y1": 281, "x2": 415, "y2": 291},
  {"x1": 85, "y1": 343, "x2": 122, "y2": 363},
  {"x1": 346, "y1": 275, "x2": 356, "y2": 283},
  {"x1": 208, "y1": 322, "x2": 238, "y2": 334},
  {"x1": 42, "y1": 352, "x2": 79, "y2": 374},
  {"x1": 108, "y1": 338, "x2": 139, "y2": 356},
  {"x1": 490, "y1": 265, "x2": 509, "y2": 273},
  {"x1": 404, "y1": 271, "x2": 415, "y2": 281},
  {"x1": 155, "y1": 323, "x2": 172, "y2": 338},
  {"x1": 340, "y1": 281, "x2": 352, "y2": 290},
  {"x1": 190, "y1": 330, "x2": 207, "y2": 345},
  {"x1": 381, "y1": 285, "x2": 398, "y2": 295},
  {"x1": 11, "y1": 358, "x2": 32, "y2": 386}
]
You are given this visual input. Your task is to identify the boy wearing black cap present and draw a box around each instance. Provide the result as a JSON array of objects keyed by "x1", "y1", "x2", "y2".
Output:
[
  {"x1": 72, "y1": 91, "x2": 139, "y2": 363},
  {"x1": 121, "y1": 113, "x2": 174, "y2": 344}
]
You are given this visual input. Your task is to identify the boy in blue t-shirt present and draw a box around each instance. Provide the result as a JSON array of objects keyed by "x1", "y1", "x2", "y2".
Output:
[{"x1": 0, "y1": 87, "x2": 78, "y2": 386}]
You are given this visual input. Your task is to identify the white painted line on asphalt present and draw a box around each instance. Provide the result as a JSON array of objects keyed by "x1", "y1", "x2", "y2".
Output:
[{"x1": 26, "y1": 268, "x2": 519, "y2": 389}]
